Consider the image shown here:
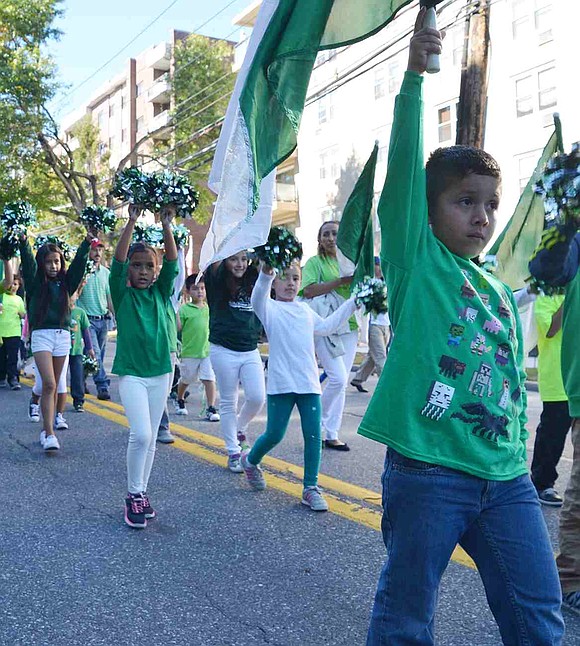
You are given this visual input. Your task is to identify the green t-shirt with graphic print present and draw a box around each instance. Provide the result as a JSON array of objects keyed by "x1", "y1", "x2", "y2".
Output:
[{"x1": 358, "y1": 72, "x2": 528, "y2": 482}]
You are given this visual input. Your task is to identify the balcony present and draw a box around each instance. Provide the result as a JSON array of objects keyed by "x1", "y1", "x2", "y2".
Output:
[
  {"x1": 150, "y1": 110, "x2": 171, "y2": 138},
  {"x1": 147, "y1": 74, "x2": 170, "y2": 103},
  {"x1": 145, "y1": 42, "x2": 172, "y2": 71}
]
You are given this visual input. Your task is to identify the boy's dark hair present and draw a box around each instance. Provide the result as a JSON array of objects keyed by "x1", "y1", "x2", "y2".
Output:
[
  {"x1": 185, "y1": 273, "x2": 203, "y2": 290},
  {"x1": 426, "y1": 146, "x2": 501, "y2": 213},
  {"x1": 35, "y1": 243, "x2": 70, "y2": 327}
]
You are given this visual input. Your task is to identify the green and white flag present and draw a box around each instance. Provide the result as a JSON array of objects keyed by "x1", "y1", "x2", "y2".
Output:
[
  {"x1": 489, "y1": 119, "x2": 562, "y2": 290},
  {"x1": 201, "y1": 0, "x2": 415, "y2": 270},
  {"x1": 336, "y1": 142, "x2": 379, "y2": 288}
]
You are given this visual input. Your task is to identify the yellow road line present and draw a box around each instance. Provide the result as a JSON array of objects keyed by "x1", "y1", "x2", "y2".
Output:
[{"x1": 21, "y1": 377, "x2": 476, "y2": 569}]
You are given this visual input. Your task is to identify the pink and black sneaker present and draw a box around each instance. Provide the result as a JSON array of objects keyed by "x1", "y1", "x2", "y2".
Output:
[
  {"x1": 124, "y1": 493, "x2": 147, "y2": 529},
  {"x1": 141, "y1": 493, "x2": 156, "y2": 519}
]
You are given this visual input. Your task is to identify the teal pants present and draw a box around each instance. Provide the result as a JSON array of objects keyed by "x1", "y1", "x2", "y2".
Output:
[{"x1": 248, "y1": 393, "x2": 322, "y2": 488}]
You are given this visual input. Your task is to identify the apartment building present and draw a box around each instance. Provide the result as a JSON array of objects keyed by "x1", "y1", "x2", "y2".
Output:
[{"x1": 233, "y1": 0, "x2": 578, "y2": 261}]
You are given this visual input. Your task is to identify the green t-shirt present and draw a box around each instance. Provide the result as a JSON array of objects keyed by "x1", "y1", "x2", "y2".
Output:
[
  {"x1": 0, "y1": 293, "x2": 25, "y2": 338},
  {"x1": 70, "y1": 306, "x2": 90, "y2": 356},
  {"x1": 534, "y1": 295, "x2": 567, "y2": 402},
  {"x1": 109, "y1": 256, "x2": 178, "y2": 377},
  {"x1": 179, "y1": 303, "x2": 210, "y2": 358},
  {"x1": 204, "y1": 263, "x2": 262, "y2": 352},
  {"x1": 300, "y1": 255, "x2": 358, "y2": 331},
  {"x1": 358, "y1": 72, "x2": 528, "y2": 482},
  {"x1": 77, "y1": 265, "x2": 110, "y2": 316},
  {"x1": 562, "y1": 263, "x2": 580, "y2": 417},
  {"x1": 20, "y1": 238, "x2": 90, "y2": 331}
]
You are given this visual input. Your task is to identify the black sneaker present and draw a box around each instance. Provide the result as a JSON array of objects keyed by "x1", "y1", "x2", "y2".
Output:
[
  {"x1": 124, "y1": 493, "x2": 147, "y2": 528},
  {"x1": 74, "y1": 402, "x2": 85, "y2": 413},
  {"x1": 142, "y1": 493, "x2": 156, "y2": 519},
  {"x1": 9, "y1": 379, "x2": 21, "y2": 391},
  {"x1": 97, "y1": 389, "x2": 111, "y2": 401},
  {"x1": 538, "y1": 488, "x2": 563, "y2": 507}
]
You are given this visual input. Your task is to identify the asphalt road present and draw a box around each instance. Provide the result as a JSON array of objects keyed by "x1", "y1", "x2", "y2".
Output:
[{"x1": 1, "y1": 346, "x2": 579, "y2": 646}]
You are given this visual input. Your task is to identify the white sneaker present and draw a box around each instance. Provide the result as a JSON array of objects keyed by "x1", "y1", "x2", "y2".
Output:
[
  {"x1": 43, "y1": 433, "x2": 60, "y2": 451},
  {"x1": 175, "y1": 399, "x2": 188, "y2": 416},
  {"x1": 39, "y1": 430, "x2": 46, "y2": 447},
  {"x1": 54, "y1": 413, "x2": 68, "y2": 430},
  {"x1": 205, "y1": 406, "x2": 220, "y2": 422},
  {"x1": 29, "y1": 401, "x2": 40, "y2": 423},
  {"x1": 302, "y1": 486, "x2": 329, "y2": 511}
]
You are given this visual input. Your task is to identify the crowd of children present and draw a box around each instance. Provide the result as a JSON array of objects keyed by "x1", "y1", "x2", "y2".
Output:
[{"x1": 1, "y1": 7, "x2": 578, "y2": 640}]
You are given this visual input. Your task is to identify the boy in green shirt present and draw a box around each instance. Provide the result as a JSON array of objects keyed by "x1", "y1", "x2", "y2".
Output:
[
  {"x1": 175, "y1": 273, "x2": 219, "y2": 422},
  {"x1": 69, "y1": 291, "x2": 95, "y2": 412},
  {"x1": 363, "y1": 10, "x2": 563, "y2": 644},
  {"x1": 0, "y1": 265, "x2": 25, "y2": 390}
]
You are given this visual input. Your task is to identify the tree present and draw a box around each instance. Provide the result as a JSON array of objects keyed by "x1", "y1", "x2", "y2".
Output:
[
  {"x1": 170, "y1": 34, "x2": 235, "y2": 223},
  {"x1": 328, "y1": 150, "x2": 363, "y2": 219},
  {"x1": 0, "y1": 0, "x2": 62, "y2": 207}
]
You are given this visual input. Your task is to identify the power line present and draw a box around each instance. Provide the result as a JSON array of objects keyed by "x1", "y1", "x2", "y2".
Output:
[{"x1": 55, "y1": 0, "x2": 184, "y2": 106}]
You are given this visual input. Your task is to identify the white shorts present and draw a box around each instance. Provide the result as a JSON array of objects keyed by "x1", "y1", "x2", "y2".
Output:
[
  {"x1": 31, "y1": 329, "x2": 71, "y2": 357},
  {"x1": 179, "y1": 356, "x2": 215, "y2": 384},
  {"x1": 32, "y1": 355, "x2": 69, "y2": 396}
]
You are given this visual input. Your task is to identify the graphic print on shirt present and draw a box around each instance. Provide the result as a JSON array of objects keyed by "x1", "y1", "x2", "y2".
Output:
[
  {"x1": 458, "y1": 306, "x2": 478, "y2": 323},
  {"x1": 497, "y1": 300, "x2": 512, "y2": 320},
  {"x1": 470, "y1": 332, "x2": 491, "y2": 355},
  {"x1": 420, "y1": 381, "x2": 455, "y2": 421},
  {"x1": 498, "y1": 378, "x2": 510, "y2": 410},
  {"x1": 468, "y1": 361, "x2": 493, "y2": 398},
  {"x1": 451, "y1": 402, "x2": 509, "y2": 443},
  {"x1": 482, "y1": 316, "x2": 502, "y2": 335},
  {"x1": 461, "y1": 280, "x2": 477, "y2": 299},
  {"x1": 494, "y1": 343, "x2": 510, "y2": 367},
  {"x1": 447, "y1": 323, "x2": 465, "y2": 347},
  {"x1": 438, "y1": 355, "x2": 466, "y2": 379},
  {"x1": 70, "y1": 317, "x2": 78, "y2": 346},
  {"x1": 229, "y1": 288, "x2": 254, "y2": 312},
  {"x1": 478, "y1": 293, "x2": 491, "y2": 310}
]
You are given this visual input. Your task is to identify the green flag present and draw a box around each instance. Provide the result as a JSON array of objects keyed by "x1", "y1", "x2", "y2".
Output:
[
  {"x1": 201, "y1": 0, "x2": 418, "y2": 268},
  {"x1": 489, "y1": 123, "x2": 562, "y2": 290},
  {"x1": 337, "y1": 143, "x2": 379, "y2": 288}
]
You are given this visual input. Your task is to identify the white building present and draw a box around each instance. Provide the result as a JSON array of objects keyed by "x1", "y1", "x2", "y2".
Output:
[{"x1": 234, "y1": 0, "x2": 578, "y2": 261}]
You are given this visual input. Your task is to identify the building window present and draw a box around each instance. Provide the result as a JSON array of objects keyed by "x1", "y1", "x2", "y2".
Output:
[
  {"x1": 374, "y1": 68, "x2": 385, "y2": 100},
  {"x1": 515, "y1": 76, "x2": 534, "y2": 117},
  {"x1": 317, "y1": 94, "x2": 334, "y2": 125},
  {"x1": 96, "y1": 111, "x2": 104, "y2": 129},
  {"x1": 517, "y1": 152, "x2": 539, "y2": 192},
  {"x1": 97, "y1": 142, "x2": 107, "y2": 157},
  {"x1": 388, "y1": 61, "x2": 400, "y2": 93},
  {"x1": 515, "y1": 66, "x2": 557, "y2": 117},
  {"x1": 109, "y1": 103, "x2": 115, "y2": 118},
  {"x1": 319, "y1": 152, "x2": 327, "y2": 179},
  {"x1": 438, "y1": 106, "x2": 452, "y2": 143},
  {"x1": 535, "y1": 4, "x2": 553, "y2": 44},
  {"x1": 121, "y1": 129, "x2": 126, "y2": 143},
  {"x1": 512, "y1": 0, "x2": 530, "y2": 39},
  {"x1": 330, "y1": 147, "x2": 339, "y2": 180},
  {"x1": 154, "y1": 102, "x2": 169, "y2": 117},
  {"x1": 136, "y1": 83, "x2": 143, "y2": 97},
  {"x1": 108, "y1": 136, "x2": 116, "y2": 151},
  {"x1": 136, "y1": 116, "x2": 145, "y2": 132},
  {"x1": 538, "y1": 67, "x2": 557, "y2": 110},
  {"x1": 512, "y1": 0, "x2": 553, "y2": 43}
]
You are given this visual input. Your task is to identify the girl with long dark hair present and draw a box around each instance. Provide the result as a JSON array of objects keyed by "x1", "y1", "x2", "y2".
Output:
[{"x1": 19, "y1": 233, "x2": 92, "y2": 451}]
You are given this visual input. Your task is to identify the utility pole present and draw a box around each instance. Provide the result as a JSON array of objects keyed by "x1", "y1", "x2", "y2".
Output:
[{"x1": 456, "y1": 0, "x2": 491, "y2": 148}]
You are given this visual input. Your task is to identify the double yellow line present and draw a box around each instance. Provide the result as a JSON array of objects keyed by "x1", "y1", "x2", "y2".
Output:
[{"x1": 22, "y1": 377, "x2": 476, "y2": 570}]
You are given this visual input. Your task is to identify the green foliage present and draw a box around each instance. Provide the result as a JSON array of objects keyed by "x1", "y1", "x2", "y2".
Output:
[
  {"x1": 0, "y1": 0, "x2": 63, "y2": 206},
  {"x1": 171, "y1": 34, "x2": 235, "y2": 223}
]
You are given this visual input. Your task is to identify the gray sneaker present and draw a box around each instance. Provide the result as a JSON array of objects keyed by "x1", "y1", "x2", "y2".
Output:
[
  {"x1": 227, "y1": 453, "x2": 243, "y2": 473},
  {"x1": 241, "y1": 453, "x2": 266, "y2": 490},
  {"x1": 302, "y1": 486, "x2": 328, "y2": 511},
  {"x1": 157, "y1": 428, "x2": 175, "y2": 444}
]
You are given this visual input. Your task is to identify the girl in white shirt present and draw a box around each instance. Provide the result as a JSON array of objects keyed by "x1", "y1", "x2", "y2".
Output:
[{"x1": 242, "y1": 261, "x2": 357, "y2": 511}]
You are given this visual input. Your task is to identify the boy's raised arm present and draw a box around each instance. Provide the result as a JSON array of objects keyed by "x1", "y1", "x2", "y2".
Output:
[{"x1": 378, "y1": 9, "x2": 443, "y2": 270}]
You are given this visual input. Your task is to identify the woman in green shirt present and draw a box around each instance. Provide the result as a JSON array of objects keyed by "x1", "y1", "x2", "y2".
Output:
[{"x1": 301, "y1": 221, "x2": 356, "y2": 451}]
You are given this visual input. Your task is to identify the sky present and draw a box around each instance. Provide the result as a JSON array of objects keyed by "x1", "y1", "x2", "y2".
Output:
[{"x1": 47, "y1": 0, "x2": 251, "y2": 119}]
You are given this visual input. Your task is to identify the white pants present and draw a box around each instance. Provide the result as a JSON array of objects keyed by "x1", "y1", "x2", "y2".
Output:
[
  {"x1": 209, "y1": 344, "x2": 265, "y2": 454},
  {"x1": 119, "y1": 373, "x2": 171, "y2": 494},
  {"x1": 315, "y1": 330, "x2": 358, "y2": 440},
  {"x1": 32, "y1": 355, "x2": 69, "y2": 396}
]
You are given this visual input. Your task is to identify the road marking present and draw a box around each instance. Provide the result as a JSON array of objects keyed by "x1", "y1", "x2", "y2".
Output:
[{"x1": 21, "y1": 378, "x2": 476, "y2": 570}]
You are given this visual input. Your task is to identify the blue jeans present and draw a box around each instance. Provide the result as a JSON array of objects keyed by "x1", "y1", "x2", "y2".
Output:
[
  {"x1": 68, "y1": 354, "x2": 84, "y2": 405},
  {"x1": 367, "y1": 449, "x2": 564, "y2": 646},
  {"x1": 87, "y1": 318, "x2": 109, "y2": 391}
]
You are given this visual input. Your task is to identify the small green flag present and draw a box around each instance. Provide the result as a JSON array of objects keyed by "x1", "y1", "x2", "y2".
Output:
[
  {"x1": 489, "y1": 122, "x2": 562, "y2": 290},
  {"x1": 337, "y1": 143, "x2": 379, "y2": 288}
]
